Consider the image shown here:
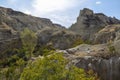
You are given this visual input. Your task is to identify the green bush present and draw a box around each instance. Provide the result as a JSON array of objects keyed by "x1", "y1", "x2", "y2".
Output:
[
  {"x1": 20, "y1": 28, "x2": 37, "y2": 58},
  {"x1": 20, "y1": 52, "x2": 97, "y2": 80},
  {"x1": 108, "y1": 45, "x2": 115, "y2": 54},
  {"x1": 72, "y1": 38, "x2": 84, "y2": 47},
  {"x1": 35, "y1": 45, "x2": 55, "y2": 56}
]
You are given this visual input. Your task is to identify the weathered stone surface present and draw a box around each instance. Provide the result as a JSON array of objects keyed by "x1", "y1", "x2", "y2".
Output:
[
  {"x1": 58, "y1": 44, "x2": 120, "y2": 80},
  {"x1": 94, "y1": 24, "x2": 120, "y2": 55},
  {"x1": 37, "y1": 27, "x2": 81, "y2": 49},
  {"x1": 113, "y1": 30, "x2": 120, "y2": 54},
  {"x1": 58, "y1": 44, "x2": 111, "y2": 59},
  {"x1": 94, "y1": 25, "x2": 120, "y2": 44},
  {"x1": 0, "y1": 6, "x2": 58, "y2": 31},
  {"x1": 0, "y1": 23, "x2": 21, "y2": 58},
  {"x1": 69, "y1": 8, "x2": 120, "y2": 41},
  {"x1": 113, "y1": 40, "x2": 120, "y2": 54},
  {"x1": 75, "y1": 56, "x2": 120, "y2": 80}
]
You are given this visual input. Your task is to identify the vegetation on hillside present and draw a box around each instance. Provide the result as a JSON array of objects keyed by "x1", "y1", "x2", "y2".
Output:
[
  {"x1": 20, "y1": 28, "x2": 37, "y2": 58},
  {"x1": 0, "y1": 28, "x2": 98, "y2": 80},
  {"x1": 20, "y1": 53, "x2": 97, "y2": 80}
]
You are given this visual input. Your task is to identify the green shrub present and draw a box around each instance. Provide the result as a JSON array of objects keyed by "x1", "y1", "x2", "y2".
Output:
[
  {"x1": 35, "y1": 45, "x2": 55, "y2": 56},
  {"x1": 72, "y1": 38, "x2": 84, "y2": 47},
  {"x1": 20, "y1": 28, "x2": 37, "y2": 58},
  {"x1": 20, "y1": 52, "x2": 97, "y2": 80},
  {"x1": 108, "y1": 45, "x2": 115, "y2": 54}
]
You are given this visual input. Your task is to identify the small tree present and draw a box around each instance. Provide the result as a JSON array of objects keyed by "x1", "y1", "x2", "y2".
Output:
[{"x1": 20, "y1": 28, "x2": 37, "y2": 58}]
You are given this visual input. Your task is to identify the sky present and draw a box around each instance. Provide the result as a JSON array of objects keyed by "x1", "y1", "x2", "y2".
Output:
[{"x1": 0, "y1": 0, "x2": 120, "y2": 28}]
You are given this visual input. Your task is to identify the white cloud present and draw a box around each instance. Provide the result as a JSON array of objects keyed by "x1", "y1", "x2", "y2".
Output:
[
  {"x1": 96, "y1": 1, "x2": 102, "y2": 5},
  {"x1": 31, "y1": 0, "x2": 79, "y2": 15},
  {"x1": 29, "y1": 0, "x2": 88, "y2": 27},
  {"x1": 50, "y1": 14, "x2": 76, "y2": 27},
  {"x1": 24, "y1": 10, "x2": 31, "y2": 15}
]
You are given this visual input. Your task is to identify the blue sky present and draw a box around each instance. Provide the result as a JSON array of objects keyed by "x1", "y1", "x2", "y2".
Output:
[{"x1": 0, "y1": 0, "x2": 120, "y2": 27}]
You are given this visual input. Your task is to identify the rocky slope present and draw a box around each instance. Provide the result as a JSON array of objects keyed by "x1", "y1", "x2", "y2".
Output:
[
  {"x1": 0, "y1": 6, "x2": 120, "y2": 80},
  {"x1": 0, "y1": 6, "x2": 81, "y2": 55},
  {"x1": 69, "y1": 8, "x2": 120, "y2": 41},
  {"x1": 37, "y1": 27, "x2": 81, "y2": 49},
  {"x1": 68, "y1": 8, "x2": 120, "y2": 80},
  {"x1": 94, "y1": 24, "x2": 120, "y2": 43},
  {"x1": 0, "y1": 6, "x2": 58, "y2": 31}
]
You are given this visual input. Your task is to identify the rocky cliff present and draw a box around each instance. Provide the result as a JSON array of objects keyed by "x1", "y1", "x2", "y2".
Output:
[{"x1": 69, "y1": 8, "x2": 120, "y2": 41}]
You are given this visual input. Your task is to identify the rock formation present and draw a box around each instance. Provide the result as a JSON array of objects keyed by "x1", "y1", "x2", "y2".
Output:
[
  {"x1": 58, "y1": 43, "x2": 120, "y2": 80},
  {"x1": 0, "y1": 6, "x2": 59, "y2": 31},
  {"x1": 69, "y1": 8, "x2": 120, "y2": 41},
  {"x1": 37, "y1": 27, "x2": 81, "y2": 49},
  {"x1": 0, "y1": 6, "x2": 81, "y2": 54}
]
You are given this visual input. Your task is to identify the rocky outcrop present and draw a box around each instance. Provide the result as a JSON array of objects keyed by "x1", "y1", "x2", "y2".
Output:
[
  {"x1": 94, "y1": 24, "x2": 120, "y2": 55},
  {"x1": 58, "y1": 44, "x2": 111, "y2": 59},
  {"x1": 113, "y1": 27, "x2": 120, "y2": 54},
  {"x1": 94, "y1": 25, "x2": 120, "y2": 44},
  {"x1": 113, "y1": 40, "x2": 120, "y2": 54},
  {"x1": 0, "y1": 6, "x2": 59, "y2": 31},
  {"x1": 69, "y1": 8, "x2": 120, "y2": 41},
  {"x1": 0, "y1": 22, "x2": 21, "y2": 58},
  {"x1": 37, "y1": 27, "x2": 81, "y2": 49},
  {"x1": 58, "y1": 44, "x2": 120, "y2": 80},
  {"x1": 75, "y1": 56, "x2": 120, "y2": 80}
]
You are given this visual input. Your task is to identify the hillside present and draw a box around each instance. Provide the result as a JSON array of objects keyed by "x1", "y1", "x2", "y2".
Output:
[{"x1": 0, "y1": 6, "x2": 120, "y2": 80}]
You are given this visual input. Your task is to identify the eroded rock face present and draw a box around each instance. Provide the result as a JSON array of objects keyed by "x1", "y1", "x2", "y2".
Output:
[
  {"x1": 69, "y1": 8, "x2": 120, "y2": 41},
  {"x1": 37, "y1": 27, "x2": 81, "y2": 49},
  {"x1": 58, "y1": 44, "x2": 111, "y2": 59},
  {"x1": 0, "y1": 22, "x2": 22, "y2": 59},
  {"x1": 0, "y1": 6, "x2": 59, "y2": 31},
  {"x1": 94, "y1": 25, "x2": 120, "y2": 44},
  {"x1": 58, "y1": 44, "x2": 120, "y2": 80},
  {"x1": 113, "y1": 26, "x2": 120, "y2": 54},
  {"x1": 75, "y1": 56, "x2": 120, "y2": 80},
  {"x1": 113, "y1": 40, "x2": 120, "y2": 54},
  {"x1": 93, "y1": 24, "x2": 120, "y2": 55}
]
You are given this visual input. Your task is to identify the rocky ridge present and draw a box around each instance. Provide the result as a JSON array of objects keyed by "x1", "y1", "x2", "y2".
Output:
[{"x1": 69, "y1": 8, "x2": 120, "y2": 41}]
